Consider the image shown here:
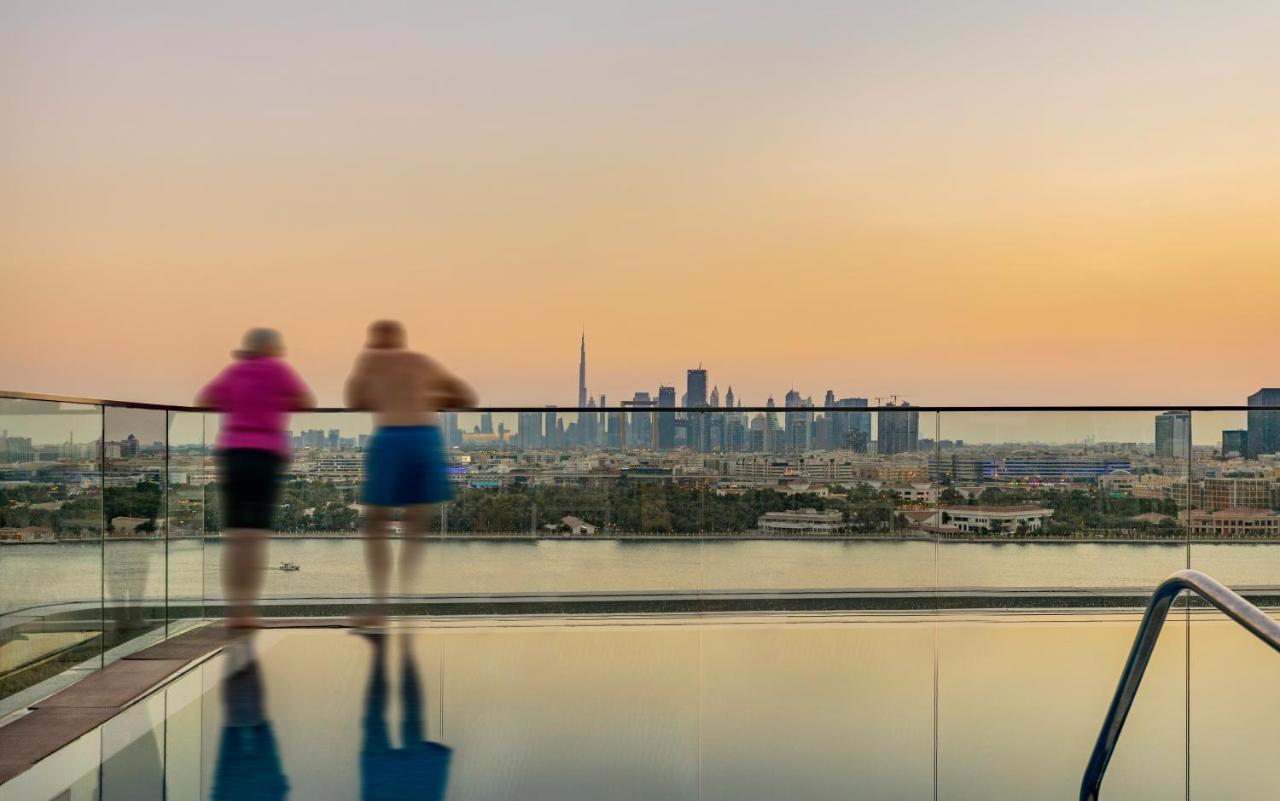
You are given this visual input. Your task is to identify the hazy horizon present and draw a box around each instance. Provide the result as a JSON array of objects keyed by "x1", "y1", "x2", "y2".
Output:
[{"x1": 4, "y1": 2, "x2": 1279, "y2": 408}]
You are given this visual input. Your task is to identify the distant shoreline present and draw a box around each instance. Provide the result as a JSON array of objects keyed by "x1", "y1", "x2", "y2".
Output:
[{"x1": 6, "y1": 532, "x2": 1280, "y2": 546}]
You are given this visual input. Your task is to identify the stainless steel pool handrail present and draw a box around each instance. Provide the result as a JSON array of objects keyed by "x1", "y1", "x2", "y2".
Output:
[{"x1": 1081, "y1": 569, "x2": 1280, "y2": 801}]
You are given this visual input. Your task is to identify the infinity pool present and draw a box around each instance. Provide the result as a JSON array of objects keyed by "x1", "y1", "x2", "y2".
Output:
[{"x1": 2, "y1": 612, "x2": 1278, "y2": 801}]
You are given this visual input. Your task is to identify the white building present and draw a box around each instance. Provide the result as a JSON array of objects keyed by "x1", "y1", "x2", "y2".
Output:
[
  {"x1": 885, "y1": 482, "x2": 941, "y2": 504},
  {"x1": 938, "y1": 505, "x2": 1054, "y2": 534},
  {"x1": 757, "y1": 508, "x2": 844, "y2": 533}
]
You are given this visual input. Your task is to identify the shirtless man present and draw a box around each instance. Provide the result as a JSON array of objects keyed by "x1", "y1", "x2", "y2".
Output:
[{"x1": 346, "y1": 320, "x2": 477, "y2": 625}]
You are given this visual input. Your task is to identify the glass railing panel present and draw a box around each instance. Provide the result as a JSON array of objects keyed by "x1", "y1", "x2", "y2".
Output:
[
  {"x1": 0, "y1": 397, "x2": 104, "y2": 712},
  {"x1": 435, "y1": 603, "x2": 702, "y2": 799},
  {"x1": 699, "y1": 615, "x2": 935, "y2": 800},
  {"x1": 1188, "y1": 407, "x2": 1280, "y2": 798},
  {"x1": 98, "y1": 681, "x2": 167, "y2": 800},
  {"x1": 166, "y1": 410, "x2": 207, "y2": 632},
  {"x1": 695, "y1": 405, "x2": 936, "y2": 601},
  {"x1": 427, "y1": 409, "x2": 704, "y2": 615},
  {"x1": 103, "y1": 406, "x2": 169, "y2": 657},
  {"x1": 934, "y1": 411, "x2": 1188, "y2": 800},
  {"x1": 203, "y1": 410, "x2": 371, "y2": 618}
]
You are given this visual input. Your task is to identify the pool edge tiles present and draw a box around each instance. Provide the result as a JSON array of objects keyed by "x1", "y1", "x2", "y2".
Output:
[{"x1": 0, "y1": 623, "x2": 240, "y2": 789}]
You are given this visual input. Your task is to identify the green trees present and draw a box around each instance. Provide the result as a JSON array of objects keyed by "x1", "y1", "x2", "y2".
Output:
[{"x1": 103, "y1": 481, "x2": 163, "y2": 532}]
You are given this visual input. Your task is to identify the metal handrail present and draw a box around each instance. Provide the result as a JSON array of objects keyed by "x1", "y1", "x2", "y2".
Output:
[{"x1": 1081, "y1": 569, "x2": 1280, "y2": 801}]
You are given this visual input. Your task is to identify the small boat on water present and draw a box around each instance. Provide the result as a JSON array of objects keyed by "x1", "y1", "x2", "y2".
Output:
[{"x1": 278, "y1": 561, "x2": 301, "y2": 572}]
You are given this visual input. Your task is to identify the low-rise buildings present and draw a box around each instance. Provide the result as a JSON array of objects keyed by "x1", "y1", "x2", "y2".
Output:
[
  {"x1": 1189, "y1": 508, "x2": 1280, "y2": 537},
  {"x1": 885, "y1": 482, "x2": 940, "y2": 504},
  {"x1": 1166, "y1": 478, "x2": 1277, "y2": 512},
  {"x1": 757, "y1": 508, "x2": 844, "y2": 533}
]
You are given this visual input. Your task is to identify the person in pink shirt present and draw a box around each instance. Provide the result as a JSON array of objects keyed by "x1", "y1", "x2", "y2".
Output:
[{"x1": 198, "y1": 328, "x2": 314, "y2": 627}]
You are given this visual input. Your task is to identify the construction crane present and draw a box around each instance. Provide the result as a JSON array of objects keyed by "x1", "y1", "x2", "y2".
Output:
[{"x1": 874, "y1": 394, "x2": 911, "y2": 406}]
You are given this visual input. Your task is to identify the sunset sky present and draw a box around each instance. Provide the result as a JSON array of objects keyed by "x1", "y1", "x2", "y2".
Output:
[{"x1": 3, "y1": 2, "x2": 1279, "y2": 408}]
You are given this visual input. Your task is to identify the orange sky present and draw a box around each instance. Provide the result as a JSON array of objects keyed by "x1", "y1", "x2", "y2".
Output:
[{"x1": 3, "y1": 3, "x2": 1279, "y2": 407}]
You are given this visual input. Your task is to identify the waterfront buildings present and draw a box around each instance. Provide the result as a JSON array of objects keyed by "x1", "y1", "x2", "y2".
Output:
[
  {"x1": 1189, "y1": 508, "x2": 1280, "y2": 537},
  {"x1": 757, "y1": 508, "x2": 845, "y2": 533},
  {"x1": 937, "y1": 505, "x2": 1054, "y2": 534}
]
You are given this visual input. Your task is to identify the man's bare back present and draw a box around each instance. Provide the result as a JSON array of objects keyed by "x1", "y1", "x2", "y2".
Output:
[
  {"x1": 344, "y1": 322, "x2": 476, "y2": 426},
  {"x1": 346, "y1": 320, "x2": 477, "y2": 628}
]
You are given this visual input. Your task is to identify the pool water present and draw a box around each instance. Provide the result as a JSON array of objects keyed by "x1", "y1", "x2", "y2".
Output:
[{"x1": 3, "y1": 612, "x2": 1279, "y2": 800}]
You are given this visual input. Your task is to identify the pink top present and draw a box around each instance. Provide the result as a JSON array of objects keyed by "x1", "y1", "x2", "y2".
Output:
[{"x1": 201, "y1": 358, "x2": 309, "y2": 457}]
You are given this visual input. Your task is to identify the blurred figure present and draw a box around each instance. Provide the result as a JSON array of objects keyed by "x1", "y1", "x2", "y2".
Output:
[
  {"x1": 199, "y1": 328, "x2": 314, "y2": 628},
  {"x1": 212, "y1": 636, "x2": 291, "y2": 801},
  {"x1": 360, "y1": 632, "x2": 452, "y2": 801},
  {"x1": 346, "y1": 320, "x2": 476, "y2": 626}
]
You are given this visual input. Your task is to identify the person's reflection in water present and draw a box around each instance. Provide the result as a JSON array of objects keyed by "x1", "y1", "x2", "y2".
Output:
[
  {"x1": 212, "y1": 636, "x2": 290, "y2": 801},
  {"x1": 361, "y1": 632, "x2": 452, "y2": 801}
]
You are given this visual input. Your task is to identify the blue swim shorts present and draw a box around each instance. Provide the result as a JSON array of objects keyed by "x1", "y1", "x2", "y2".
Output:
[{"x1": 363, "y1": 426, "x2": 453, "y2": 506}]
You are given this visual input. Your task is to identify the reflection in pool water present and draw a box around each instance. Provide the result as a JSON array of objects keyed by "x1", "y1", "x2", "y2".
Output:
[
  {"x1": 359, "y1": 632, "x2": 451, "y2": 801},
  {"x1": 9, "y1": 614, "x2": 1280, "y2": 801},
  {"x1": 211, "y1": 642, "x2": 288, "y2": 801}
]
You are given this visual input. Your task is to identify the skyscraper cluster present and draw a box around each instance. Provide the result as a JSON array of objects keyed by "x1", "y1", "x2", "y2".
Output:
[{"x1": 513, "y1": 336, "x2": 895, "y2": 453}]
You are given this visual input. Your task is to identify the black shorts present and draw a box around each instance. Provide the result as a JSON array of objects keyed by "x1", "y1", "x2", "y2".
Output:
[{"x1": 218, "y1": 448, "x2": 284, "y2": 530}]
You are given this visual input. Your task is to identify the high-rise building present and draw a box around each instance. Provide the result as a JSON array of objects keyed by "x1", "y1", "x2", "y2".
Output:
[
  {"x1": 597, "y1": 394, "x2": 607, "y2": 447},
  {"x1": 877, "y1": 401, "x2": 919, "y2": 455},
  {"x1": 747, "y1": 414, "x2": 765, "y2": 451},
  {"x1": 783, "y1": 389, "x2": 813, "y2": 452},
  {"x1": 764, "y1": 396, "x2": 780, "y2": 452},
  {"x1": 829, "y1": 397, "x2": 871, "y2": 452},
  {"x1": 686, "y1": 369, "x2": 707, "y2": 407},
  {"x1": 578, "y1": 334, "x2": 587, "y2": 409},
  {"x1": 657, "y1": 386, "x2": 677, "y2": 449},
  {"x1": 726, "y1": 411, "x2": 747, "y2": 452},
  {"x1": 0, "y1": 431, "x2": 35, "y2": 463},
  {"x1": 1247, "y1": 388, "x2": 1280, "y2": 459},
  {"x1": 1154, "y1": 411, "x2": 1190, "y2": 459},
  {"x1": 606, "y1": 409, "x2": 621, "y2": 448},
  {"x1": 686, "y1": 368, "x2": 709, "y2": 451},
  {"x1": 544, "y1": 406, "x2": 558, "y2": 449},
  {"x1": 518, "y1": 412, "x2": 543, "y2": 449},
  {"x1": 479, "y1": 412, "x2": 493, "y2": 435},
  {"x1": 629, "y1": 392, "x2": 655, "y2": 448},
  {"x1": 1222, "y1": 429, "x2": 1248, "y2": 458},
  {"x1": 707, "y1": 385, "x2": 723, "y2": 449},
  {"x1": 583, "y1": 396, "x2": 598, "y2": 446},
  {"x1": 440, "y1": 412, "x2": 461, "y2": 448}
]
